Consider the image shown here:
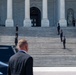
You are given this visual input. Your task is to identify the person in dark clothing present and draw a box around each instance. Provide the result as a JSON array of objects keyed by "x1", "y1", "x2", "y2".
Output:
[
  {"x1": 73, "y1": 19, "x2": 75, "y2": 27},
  {"x1": 15, "y1": 36, "x2": 18, "y2": 47},
  {"x1": 63, "y1": 36, "x2": 66, "y2": 49},
  {"x1": 57, "y1": 23, "x2": 60, "y2": 35},
  {"x1": 15, "y1": 32, "x2": 18, "y2": 37},
  {"x1": 8, "y1": 39, "x2": 33, "y2": 75},
  {"x1": 16, "y1": 25, "x2": 18, "y2": 32},
  {"x1": 60, "y1": 29, "x2": 63, "y2": 42}
]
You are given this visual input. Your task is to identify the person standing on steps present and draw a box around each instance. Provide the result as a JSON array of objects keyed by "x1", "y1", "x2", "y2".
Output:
[
  {"x1": 15, "y1": 24, "x2": 18, "y2": 41},
  {"x1": 15, "y1": 31, "x2": 18, "y2": 38},
  {"x1": 57, "y1": 23, "x2": 60, "y2": 35},
  {"x1": 15, "y1": 36, "x2": 18, "y2": 47},
  {"x1": 16, "y1": 24, "x2": 18, "y2": 32},
  {"x1": 63, "y1": 36, "x2": 66, "y2": 49},
  {"x1": 60, "y1": 29, "x2": 63, "y2": 42}
]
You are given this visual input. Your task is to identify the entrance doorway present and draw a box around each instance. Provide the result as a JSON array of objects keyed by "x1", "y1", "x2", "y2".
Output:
[{"x1": 30, "y1": 7, "x2": 41, "y2": 27}]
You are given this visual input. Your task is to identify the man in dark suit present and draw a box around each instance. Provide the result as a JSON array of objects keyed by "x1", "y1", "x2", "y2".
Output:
[
  {"x1": 8, "y1": 39, "x2": 33, "y2": 75},
  {"x1": 63, "y1": 36, "x2": 66, "y2": 49},
  {"x1": 16, "y1": 25, "x2": 18, "y2": 32},
  {"x1": 15, "y1": 36, "x2": 18, "y2": 46},
  {"x1": 60, "y1": 29, "x2": 63, "y2": 42},
  {"x1": 57, "y1": 23, "x2": 60, "y2": 35}
]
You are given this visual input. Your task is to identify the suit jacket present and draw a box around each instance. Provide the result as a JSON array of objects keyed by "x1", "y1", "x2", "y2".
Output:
[{"x1": 8, "y1": 51, "x2": 33, "y2": 75}]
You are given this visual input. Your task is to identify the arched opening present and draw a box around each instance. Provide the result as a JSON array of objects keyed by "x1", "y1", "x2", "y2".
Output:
[
  {"x1": 67, "y1": 8, "x2": 75, "y2": 27},
  {"x1": 30, "y1": 7, "x2": 41, "y2": 27}
]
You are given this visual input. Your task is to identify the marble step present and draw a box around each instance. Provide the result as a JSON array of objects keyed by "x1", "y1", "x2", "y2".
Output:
[
  {"x1": 32, "y1": 55, "x2": 76, "y2": 67},
  {"x1": 0, "y1": 27, "x2": 76, "y2": 37}
]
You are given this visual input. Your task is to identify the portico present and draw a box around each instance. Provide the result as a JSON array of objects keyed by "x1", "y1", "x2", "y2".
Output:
[{"x1": 0, "y1": 0, "x2": 75, "y2": 27}]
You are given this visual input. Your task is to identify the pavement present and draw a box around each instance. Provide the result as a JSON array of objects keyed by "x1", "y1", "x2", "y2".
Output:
[{"x1": 33, "y1": 67, "x2": 76, "y2": 75}]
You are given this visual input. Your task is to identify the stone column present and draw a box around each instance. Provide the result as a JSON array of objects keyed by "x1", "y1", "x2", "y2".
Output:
[
  {"x1": 58, "y1": 0, "x2": 67, "y2": 27},
  {"x1": 5, "y1": 0, "x2": 14, "y2": 27},
  {"x1": 23, "y1": 0, "x2": 31, "y2": 27},
  {"x1": 41, "y1": 0, "x2": 49, "y2": 27}
]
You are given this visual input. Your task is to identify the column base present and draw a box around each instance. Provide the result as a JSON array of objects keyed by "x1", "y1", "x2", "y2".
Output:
[
  {"x1": 59, "y1": 19, "x2": 67, "y2": 27},
  {"x1": 24, "y1": 19, "x2": 31, "y2": 27},
  {"x1": 41, "y1": 19, "x2": 49, "y2": 27},
  {"x1": 5, "y1": 19, "x2": 14, "y2": 27}
]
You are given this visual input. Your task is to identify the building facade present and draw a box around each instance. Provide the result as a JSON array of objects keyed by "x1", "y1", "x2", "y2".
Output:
[{"x1": 0, "y1": 0, "x2": 76, "y2": 27}]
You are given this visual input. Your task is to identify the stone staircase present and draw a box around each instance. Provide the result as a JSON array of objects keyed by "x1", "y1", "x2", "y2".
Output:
[{"x1": 0, "y1": 27, "x2": 76, "y2": 67}]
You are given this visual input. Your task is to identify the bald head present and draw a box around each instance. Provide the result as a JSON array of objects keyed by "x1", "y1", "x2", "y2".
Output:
[{"x1": 17, "y1": 39, "x2": 28, "y2": 52}]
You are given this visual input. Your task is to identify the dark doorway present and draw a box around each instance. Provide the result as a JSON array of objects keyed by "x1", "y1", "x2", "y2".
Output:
[{"x1": 30, "y1": 7, "x2": 41, "y2": 27}]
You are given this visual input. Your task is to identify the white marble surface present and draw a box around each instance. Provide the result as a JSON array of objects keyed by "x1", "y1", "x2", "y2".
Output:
[{"x1": 34, "y1": 67, "x2": 76, "y2": 75}]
